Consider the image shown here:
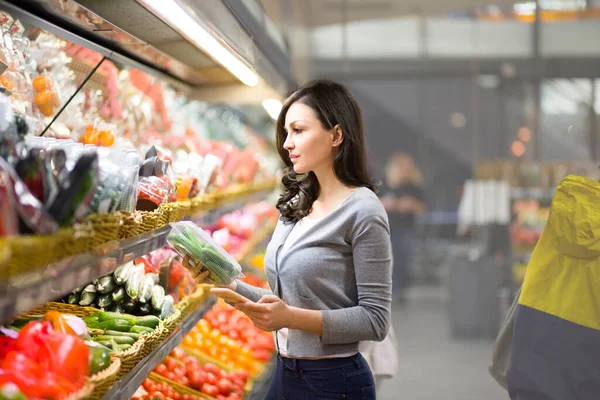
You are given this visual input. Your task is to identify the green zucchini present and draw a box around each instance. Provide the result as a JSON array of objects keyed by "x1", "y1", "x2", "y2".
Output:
[
  {"x1": 79, "y1": 291, "x2": 96, "y2": 306},
  {"x1": 113, "y1": 262, "x2": 133, "y2": 285},
  {"x1": 138, "y1": 275, "x2": 155, "y2": 304},
  {"x1": 96, "y1": 276, "x2": 117, "y2": 294},
  {"x1": 126, "y1": 265, "x2": 144, "y2": 299},
  {"x1": 94, "y1": 340, "x2": 113, "y2": 349},
  {"x1": 94, "y1": 335, "x2": 135, "y2": 345},
  {"x1": 159, "y1": 295, "x2": 175, "y2": 319},
  {"x1": 137, "y1": 302, "x2": 151, "y2": 315},
  {"x1": 122, "y1": 298, "x2": 137, "y2": 314},
  {"x1": 109, "y1": 302, "x2": 125, "y2": 314},
  {"x1": 68, "y1": 293, "x2": 81, "y2": 305},
  {"x1": 111, "y1": 286, "x2": 125, "y2": 303},
  {"x1": 134, "y1": 315, "x2": 160, "y2": 328},
  {"x1": 97, "y1": 294, "x2": 112, "y2": 308},
  {"x1": 151, "y1": 285, "x2": 165, "y2": 310},
  {"x1": 117, "y1": 344, "x2": 132, "y2": 351},
  {"x1": 88, "y1": 345, "x2": 111, "y2": 375}
]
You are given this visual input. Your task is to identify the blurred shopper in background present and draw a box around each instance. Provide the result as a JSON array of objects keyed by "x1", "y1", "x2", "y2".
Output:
[{"x1": 380, "y1": 153, "x2": 426, "y2": 302}]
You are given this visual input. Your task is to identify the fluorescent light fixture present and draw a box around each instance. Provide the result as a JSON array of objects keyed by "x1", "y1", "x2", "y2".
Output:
[
  {"x1": 262, "y1": 98, "x2": 283, "y2": 120},
  {"x1": 139, "y1": 0, "x2": 259, "y2": 87},
  {"x1": 514, "y1": 2, "x2": 536, "y2": 15}
]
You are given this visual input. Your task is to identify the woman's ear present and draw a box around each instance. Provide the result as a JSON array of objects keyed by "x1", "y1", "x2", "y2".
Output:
[{"x1": 332, "y1": 125, "x2": 344, "y2": 148}]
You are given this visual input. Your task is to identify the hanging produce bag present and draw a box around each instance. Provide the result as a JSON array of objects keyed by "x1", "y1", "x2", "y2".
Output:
[{"x1": 508, "y1": 175, "x2": 600, "y2": 400}]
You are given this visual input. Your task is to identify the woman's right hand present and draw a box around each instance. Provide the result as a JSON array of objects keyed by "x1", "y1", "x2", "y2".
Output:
[{"x1": 182, "y1": 256, "x2": 237, "y2": 291}]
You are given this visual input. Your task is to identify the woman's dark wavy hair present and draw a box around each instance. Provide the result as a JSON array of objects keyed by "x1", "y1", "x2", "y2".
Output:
[{"x1": 276, "y1": 80, "x2": 375, "y2": 223}]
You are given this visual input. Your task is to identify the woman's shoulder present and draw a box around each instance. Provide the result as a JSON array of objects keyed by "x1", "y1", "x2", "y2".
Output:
[{"x1": 346, "y1": 187, "x2": 388, "y2": 219}]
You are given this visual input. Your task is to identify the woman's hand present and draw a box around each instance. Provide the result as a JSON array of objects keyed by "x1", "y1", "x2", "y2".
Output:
[
  {"x1": 181, "y1": 256, "x2": 237, "y2": 290},
  {"x1": 234, "y1": 295, "x2": 293, "y2": 332}
]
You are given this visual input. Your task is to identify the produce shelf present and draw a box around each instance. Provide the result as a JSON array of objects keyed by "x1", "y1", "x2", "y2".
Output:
[
  {"x1": 101, "y1": 295, "x2": 217, "y2": 400},
  {"x1": 0, "y1": 185, "x2": 275, "y2": 323}
]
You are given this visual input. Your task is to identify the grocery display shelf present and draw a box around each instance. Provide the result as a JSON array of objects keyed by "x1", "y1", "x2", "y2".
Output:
[
  {"x1": 101, "y1": 296, "x2": 217, "y2": 400},
  {"x1": 0, "y1": 186, "x2": 275, "y2": 324}
]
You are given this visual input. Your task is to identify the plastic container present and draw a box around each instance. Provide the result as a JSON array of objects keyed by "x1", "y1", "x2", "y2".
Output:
[{"x1": 166, "y1": 221, "x2": 243, "y2": 286}]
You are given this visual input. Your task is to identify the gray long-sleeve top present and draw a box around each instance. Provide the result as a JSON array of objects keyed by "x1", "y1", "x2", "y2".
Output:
[{"x1": 236, "y1": 187, "x2": 393, "y2": 358}]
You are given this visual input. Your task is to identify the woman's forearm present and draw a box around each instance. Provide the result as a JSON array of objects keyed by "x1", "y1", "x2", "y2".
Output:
[{"x1": 287, "y1": 307, "x2": 323, "y2": 336}]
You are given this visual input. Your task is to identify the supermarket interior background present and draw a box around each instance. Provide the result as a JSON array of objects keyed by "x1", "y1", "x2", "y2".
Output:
[{"x1": 1, "y1": 0, "x2": 599, "y2": 399}]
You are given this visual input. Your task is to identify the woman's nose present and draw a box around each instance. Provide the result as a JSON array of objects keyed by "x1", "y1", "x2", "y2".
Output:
[{"x1": 283, "y1": 135, "x2": 293, "y2": 150}]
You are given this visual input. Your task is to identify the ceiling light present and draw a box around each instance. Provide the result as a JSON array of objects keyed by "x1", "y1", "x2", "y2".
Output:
[
  {"x1": 138, "y1": 0, "x2": 259, "y2": 87},
  {"x1": 262, "y1": 98, "x2": 282, "y2": 120}
]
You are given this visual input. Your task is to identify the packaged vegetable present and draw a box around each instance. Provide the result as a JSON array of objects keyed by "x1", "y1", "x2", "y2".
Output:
[
  {"x1": 136, "y1": 176, "x2": 169, "y2": 211},
  {"x1": 167, "y1": 221, "x2": 243, "y2": 286},
  {"x1": 126, "y1": 265, "x2": 144, "y2": 298},
  {"x1": 137, "y1": 274, "x2": 155, "y2": 303}
]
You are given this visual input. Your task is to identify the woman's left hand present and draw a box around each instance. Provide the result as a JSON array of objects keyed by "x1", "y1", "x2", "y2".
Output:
[{"x1": 234, "y1": 295, "x2": 293, "y2": 332}]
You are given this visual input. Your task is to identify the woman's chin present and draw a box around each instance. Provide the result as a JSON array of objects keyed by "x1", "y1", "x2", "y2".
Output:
[{"x1": 292, "y1": 164, "x2": 307, "y2": 174}]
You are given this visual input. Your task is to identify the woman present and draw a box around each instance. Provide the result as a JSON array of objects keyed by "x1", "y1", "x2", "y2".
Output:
[
  {"x1": 193, "y1": 80, "x2": 392, "y2": 399},
  {"x1": 380, "y1": 153, "x2": 426, "y2": 302}
]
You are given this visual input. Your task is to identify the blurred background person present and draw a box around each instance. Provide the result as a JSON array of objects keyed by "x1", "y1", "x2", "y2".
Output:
[{"x1": 380, "y1": 152, "x2": 427, "y2": 303}]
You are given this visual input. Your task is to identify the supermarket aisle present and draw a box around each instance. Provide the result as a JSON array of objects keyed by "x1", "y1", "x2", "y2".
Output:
[{"x1": 378, "y1": 286, "x2": 508, "y2": 400}]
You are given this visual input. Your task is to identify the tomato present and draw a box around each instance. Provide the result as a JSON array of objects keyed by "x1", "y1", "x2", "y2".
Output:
[
  {"x1": 173, "y1": 366, "x2": 186, "y2": 378},
  {"x1": 165, "y1": 371, "x2": 177, "y2": 381},
  {"x1": 204, "y1": 363, "x2": 220, "y2": 376},
  {"x1": 154, "y1": 363, "x2": 168, "y2": 375},
  {"x1": 206, "y1": 372, "x2": 218, "y2": 385},
  {"x1": 179, "y1": 376, "x2": 189, "y2": 387},
  {"x1": 227, "y1": 330, "x2": 239, "y2": 340},
  {"x1": 165, "y1": 357, "x2": 178, "y2": 371},
  {"x1": 201, "y1": 383, "x2": 219, "y2": 397},
  {"x1": 149, "y1": 392, "x2": 166, "y2": 400},
  {"x1": 170, "y1": 347, "x2": 186, "y2": 359},
  {"x1": 216, "y1": 378, "x2": 232, "y2": 395}
]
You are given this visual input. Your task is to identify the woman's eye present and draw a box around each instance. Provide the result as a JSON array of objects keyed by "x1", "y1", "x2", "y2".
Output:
[{"x1": 294, "y1": 128, "x2": 302, "y2": 134}]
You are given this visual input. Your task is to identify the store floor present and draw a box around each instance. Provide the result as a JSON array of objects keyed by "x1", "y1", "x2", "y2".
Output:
[{"x1": 378, "y1": 286, "x2": 508, "y2": 400}]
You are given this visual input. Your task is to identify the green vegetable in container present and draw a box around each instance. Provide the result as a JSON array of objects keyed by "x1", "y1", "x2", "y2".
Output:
[
  {"x1": 113, "y1": 262, "x2": 133, "y2": 285},
  {"x1": 137, "y1": 302, "x2": 152, "y2": 315},
  {"x1": 79, "y1": 284, "x2": 97, "y2": 306},
  {"x1": 68, "y1": 293, "x2": 80, "y2": 305},
  {"x1": 159, "y1": 295, "x2": 176, "y2": 319},
  {"x1": 88, "y1": 345, "x2": 111, "y2": 375},
  {"x1": 151, "y1": 285, "x2": 165, "y2": 310},
  {"x1": 138, "y1": 274, "x2": 155, "y2": 304},
  {"x1": 97, "y1": 293, "x2": 113, "y2": 308},
  {"x1": 109, "y1": 302, "x2": 125, "y2": 313},
  {"x1": 126, "y1": 265, "x2": 144, "y2": 299},
  {"x1": 134, "y1": 315, "x2": 160, "y2": 328},
  {"x1": 97, "y1": 312, "x2": 137, "y2": 325},
  {"x1": 122, "y1": 298, "x2": 137, "y2": 314},
  {"x1": 111, "y1": 286, "x2": 125, "y2": 303}
]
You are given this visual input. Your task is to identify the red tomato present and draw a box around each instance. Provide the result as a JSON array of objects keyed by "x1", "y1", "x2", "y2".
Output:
[
  {"x1": 204, "y1": 363, "x2": 220, "y2": 376},
  {"x1": 235, "y1": 371, "x2": 249, "y2": 382},
  {"x1": 206, "y1": 372, "x2": 218, "y2": 385},
  {"x1": 173, "y1": 367, "x2": 186, "y2": 378},
  {"x1": 171, "y1": 347, "x2": 186, "y2": 359},
  {"x1": 226, "y1": 393, "x2": 241, "y2": 400},
  {"x1": 216, "y1": 378, "x2": 232, "y2": 395},
  {"x1": 217, "y1": 395, "x2": 227, "y2": 400},
  {"x1": 202, "y1": 384, "x2": 219, "y2": 397},
  {"x1": 165, "y1": 357, "x2": 178, "y2": 371},
  {"x1": 154, "y1": 363, "x2": 168, "y2": 375},
  {"x1": 149, "y1": 392, "x2": 166, "y2": 400},
  {"x1": 165, "y1": 371, "x2": 177, "y2": 381}
]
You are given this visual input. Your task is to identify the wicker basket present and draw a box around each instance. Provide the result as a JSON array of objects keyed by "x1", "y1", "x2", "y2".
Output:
[
  {"x1": 115, "y1": 336, "x2": 145, "y2": 379},
  {"x1": 176, "y1": 286, "x2": 207, "y2": 320},
  {"x1": 161, "y1": 201, "x2": 191, "y2": 223},
  {"x1": 66, "y1": 381, "x2": 95, "y2": 400},
  {"x1": 138, "y1": 209, "x2": 165, "y2": 233},
  {"x1": 118, "y1": 211, "x2": 143, "y2": 239},
  {"x1": 44, "y1": 302, "x2": 100, "y2": 318},
  {"x1": 158, "y1": 308, "x2": 182, "y2": 342},
  {"x1": 88, "y1": 356, "x2": 121, "y2": 400},
  {"x1": 149, "y1": 372, "x2": 216, "y2": 400},
  {"x1": 6, "y1": 232, "x2": 64, "y2": 277},
  {"x1": 138, "y1": 320, "x2": 167, "y2": 359},
  {"x1": 85, "y1": 213, "x2": 122, "y2": 248}
]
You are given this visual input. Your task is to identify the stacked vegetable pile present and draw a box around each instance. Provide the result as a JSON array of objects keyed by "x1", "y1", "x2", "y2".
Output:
[
  {"x1": 64, "y1": 262, "x2": 176, "y2": 319},
  {"x1": 83, "y1": 311, "x2": 160, "y2": 353}
]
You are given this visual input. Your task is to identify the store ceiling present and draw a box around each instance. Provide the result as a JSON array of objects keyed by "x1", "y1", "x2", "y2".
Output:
[{"x1": 264, "y1": 0, "x2": 521, "y2": 27}]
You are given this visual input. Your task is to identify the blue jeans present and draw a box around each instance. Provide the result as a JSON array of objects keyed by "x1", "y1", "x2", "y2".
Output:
[{"x1": 266, "y1": 353, "x2": 376, "y2": 400}]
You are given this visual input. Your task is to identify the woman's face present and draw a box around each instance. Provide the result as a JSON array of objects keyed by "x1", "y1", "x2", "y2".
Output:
[{"x1": 283, "y1": 102, "x2": 336, "y2": 175}]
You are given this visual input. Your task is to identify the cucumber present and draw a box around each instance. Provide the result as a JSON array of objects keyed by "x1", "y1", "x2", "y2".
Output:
[
  {"x1": 111, "y1": 286, "x2": 125, "y2": 303},
  {"x1": 95, "y1": 319, "x2": 132, "y2": 332},
  {"x1": 113, "y1": 262, "x2": 133, "y2": 285},
  {"x1": 122, "y1": 298, "x2": 137, "y2": 314},
  {"x1": 94, "y1": 335, "x2": 135, "y2": 345},
  {"x1": 97, "y1": 294, "x2": 112, "y2": 308},
  {"x1": 82, "y1": 315, "x2": 99, "y2": 326},
  {"x1": 126, "y1": 265, "x2": 144, "y2": 299},
  {"x1": 138, "y1": 275, "x2": 154, "y2": 304},
  {"x1": 134, "y1": 315, "x2": 160, "y2": 328},
  {"x1": 130, "y1": 325, "x2": 154, "y2": 334},
  {"x1": 94, "y1": 340, "x2": 113, "y2": 349},
  {"x1": 96, "y1": 276, "x2": 117, "y2": 294},
  {"x1": 151, "y1": 285, "x2": 165, "y2": 310},
  {"x1": 159, "y1": 295, "x2": 175, "y2": 319},
  {"x1": 137, "y1": 302, "x2": 151, "y2": 315},
  {"x1": 109, "y1": 302, "x2": 124, "y2": 313},
  {"x1": 68, "y1": 293, "x2": 80, "y2": 305},
  {"x1": 117, "y1": 344, "x2": 132, "y2": 351},
  {"x1": 103, "y1": 330, "x2": 139, "y2": 339},
  {"x1": 97, "y1": 312, "x2": 137, "y2": 325},
  {"x1": 72, "y1": 287, "x2": 83, "y2": 294}
]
